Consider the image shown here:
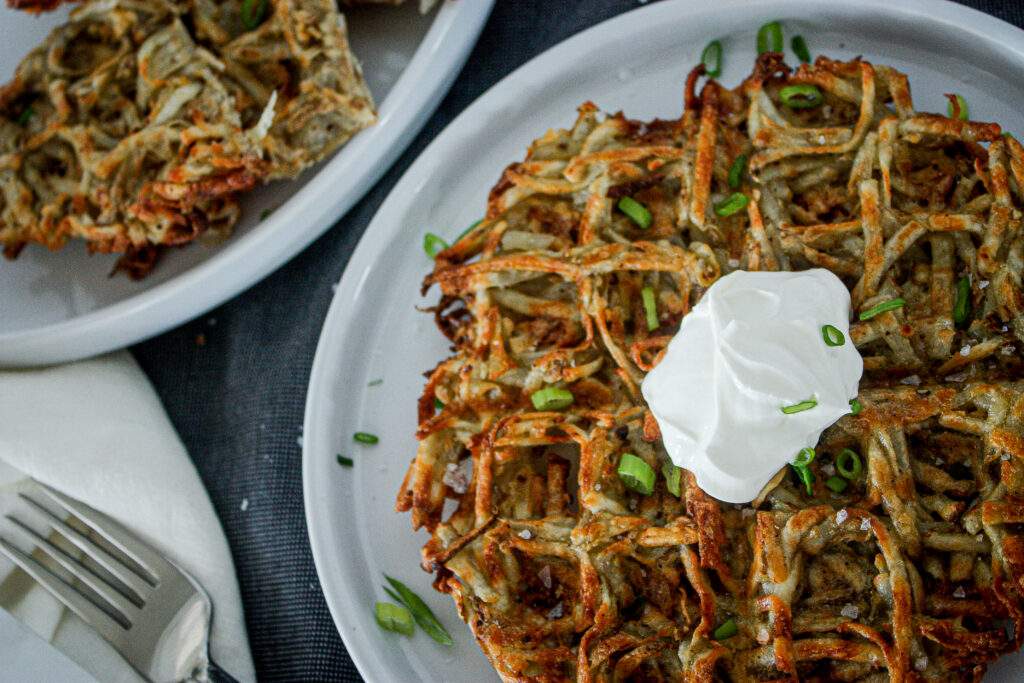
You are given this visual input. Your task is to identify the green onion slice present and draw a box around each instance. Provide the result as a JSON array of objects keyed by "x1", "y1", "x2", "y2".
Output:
[
  {"x1": 780, "y1": 84, "x2": 823, "y2": 109},
  {"x1": 836, "y1": 448, "x2": 863, "y2": 479},
  {"x1": 793, "y1": 464, "x2": 815, "y2": 495},
  {"x1": 434, "y1": 397, "x2": 444, "y2": 411},
  {"x1": 821, "y1": 324, "x2": 845, "y2": 347},
  {"x1": 641, "y1": 286, "x2": 659, "y2": 331},
  {"x1": 618, "y1": 197, "x2": 652, "y2": 229},
  {"x1": 781, "y1": 400, "x2": 817, "y2": 414},
  {"x1": 728, "y1": 155, "x2": 746, "y2": 189},
  {"x1": 618, "y1": 453, "x2": 656, "y2": 495},
  {"x1": 825, "y1": 475, "x2": 849, "y2": 493},
  {"x1": 713, "y1": 618, "x2": 738, "y2": 640},
  {"x1": 531, "y1": 387, "x2": 574, "y2": 411},
  {"x1": 791, "y1": 35, "x2": 811, "y2": 63},
  {"x1": 336, "y1": 454, "x2": 353, "y2": 467},
  {"x1": 953, "y1": 276, "x2": 971, "y2": 324},
  {"x1": 367, "y1": 379, "x2": 383, "y2": 386},
  {"x1": 849, "y1": 399, "x2": 862, "y2": 415},
  {"x1": 757, "y1": 21, "x2": 783, "y2": 54},
  {"x1": 354, "y1": 432, "x2": 379, "y2": 444},
  {"x1": 385, "y1": 575, "x2": 454, "y2": 645},
  {"x1": 424, "y1": 232, "x2": 448, "y2": 258},
  {"x1": 858, "y1": 297, "x2": 906, "y2": 321},
  {"x1": 1005, "y1": 132, "x2": 1016, "y2": 140},
  {"x1": 17, "y1": 106, "x2": 34, "y2": 127},
  {"x1": 375, "y1": 602, "x2": 414, "y2": 636},
  {"x1": 701, "y1": 40, "x2": 723, "y2": 78},
  {"x1": 948, "y1": 93, "x2": 968, "y2": 121},
  {"x1": 662, "y1": 462, "x2": 682, "y2": 498},
  {"x1": 241, "y1": 0, "x2": 267, "y2": 29},
  {"x1": 713, "y1": 192, "x2": 749, "y2": 216},
  {"x1": 793, "y1": 447, "x2": 815, "y2": 467},
  {"x1": 259, "y1": 208, "x2": 271, "y2": 221}
]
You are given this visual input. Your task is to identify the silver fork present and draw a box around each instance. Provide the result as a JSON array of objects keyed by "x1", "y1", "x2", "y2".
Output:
[{"x1": 0, "y1": 480, "x2": 237, "y2": 683}]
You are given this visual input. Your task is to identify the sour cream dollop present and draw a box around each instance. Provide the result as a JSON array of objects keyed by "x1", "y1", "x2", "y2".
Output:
[{"x1": 641, "y1": 269, "x2": 863, "y2": 503}]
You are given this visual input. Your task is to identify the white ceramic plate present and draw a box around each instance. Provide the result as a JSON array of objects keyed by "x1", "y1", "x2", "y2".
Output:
[
  {"x1": 304, "y1": 1, "x2": 1024, "y2": 680},
  {"x1": 0, "y1": 0, "x2": 493, "y2": 367}
]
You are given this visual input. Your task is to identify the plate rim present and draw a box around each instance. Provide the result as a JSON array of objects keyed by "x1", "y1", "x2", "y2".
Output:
[
  {"x1": 0, "y1": 0, "x2": 494, "y2": 367},
  {"x1": 304, "y1": 0, "x2": 1024, "y2": 680}
]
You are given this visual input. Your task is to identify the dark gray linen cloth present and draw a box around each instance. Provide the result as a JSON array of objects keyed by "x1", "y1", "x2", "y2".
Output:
[{"x1": 131, "y1": 1, "x2": 1024, "y2": 679}]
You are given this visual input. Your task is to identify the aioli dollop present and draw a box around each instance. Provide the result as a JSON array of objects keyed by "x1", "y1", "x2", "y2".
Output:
[{"x1": 641, "y1": 269, "x2": 863, "y2": 503}]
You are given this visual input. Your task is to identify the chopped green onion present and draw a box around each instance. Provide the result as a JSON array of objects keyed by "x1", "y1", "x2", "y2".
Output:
[
  {"x1": 641, "y1": 286, "x2": 659, "y2": 331},
  {"x1": 728, "y1": 155, "x2": 746, "y2": 189},
  {"x1": 375, "y1": 602, "x2": 414, "y2": 635},
  {"x1": 793, "y1": 447, "x2": 815, "y2": 467},
  {"x1": 953, "y1": 276, "x2": 971, "y2": 324},
  {"x1": 780, "y1": 84, "x2": 823, "y2": 109},
  {"x1": 791, "y1": 35, "x2": 811, "y2": 63},
  {"x1": 662, "y1": 462, "x2": 682, "y2": 498},
  {"x1": 367, "y1": 379, "x2": 383, "y2": 386},
  {"x1": 836, "y1": 448, "x2": 863, "y2": 479},
  {"x1": 336, "y1": 454, "x2": 353, "y2": 467},
  {"x1": 259, "y1": 208, "x2": 271, "y2": 221},
  {"x1": 424, "y1": 233, "x2": 448, "y2": 258},
  {"x1": 948, "y1": 93, "x2": 968, "y2": 121},
  {"x1": 354, "y1": 432, "x2": 379, "y2": 444},
  {"x1": 825, "y1": 475, "x2": 848, "y2": 493},
  {"x1": 793, "y1": 464, "x2": 815, "y2": 495},
  {"x1": 531, "y1": 387, "x2": 574, "y2": 411},
  {"x1": 434, "y1": 397, "x2": 444, "y2": 411},
  {"x1": 618, "y1": 197, "x2": 652, "y2": 229},
  {"x1": 701, "y1": 40, "x2": 723, "y2": 78},
  {"x1": 757, "y1": 21, "x2": 783, "y2": 54},
  {"x1": 713, "y1": 618, "x2": 738, "y2": 640},
  {"x1": 858, "y1": 297, "x2": 906, "y2": 321},
  {"x1": 849, "y1": 399, "x2": 862, "y2": 415},
  {"x1": 782, "y1": 400, "x2": 817, "y2": 415},
  {"x1": 456, "y1": 219, "x2": 482, "y2": 242},
  {"x1": 713, "y1": 192, "x2": 749, "y2": 216},
  {"x1": 1005, "y1": 132, "x2": 1015, "y2": 140},
  {"x1": 821, "y1": 324, "x2": 845, "y2": 347},
  {"x1": 17, "y1": 106, "x2": 34, "y2": 127},
  {"x1": 385, "y1": 575, "x2": 454, "y2": 645},
  {"x1": 241, "y1": 0, "x2": 268, "y2": 29},
  {"x1": 618, "y1": 453, "x2": 656, "y2": 495}
]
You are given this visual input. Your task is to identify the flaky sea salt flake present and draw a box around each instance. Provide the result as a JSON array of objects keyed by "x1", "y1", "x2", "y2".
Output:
[
  {"x1": 840, "y1": 603, "x2": 859, "y2": 619},
  {"x1": 860, "y1": 517, "x2": 872, "y2": 531},
  {"x1": 545, "y1": 602, "x2": 564, "y2": 620},
  {"x1": 900, "y1": 374, "x2": 921, "y2": 386},
  {"x1": 538, "y1": 565, "x2": 552, "y2": 589},
  {"x1": 518, "y1": 529, "x2": 533, "y2": 540},
  {"x1": 836, "y1": 509, "x2": 849, "y2": 525},
  {"x1": 953, "y1": 586, "x2": 966, "y2": 599}
]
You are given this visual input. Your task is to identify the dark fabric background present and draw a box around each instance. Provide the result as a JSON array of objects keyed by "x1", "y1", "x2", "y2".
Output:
[{"x1": 131, "y1": 1, "x2": 1024, "y2": 680}]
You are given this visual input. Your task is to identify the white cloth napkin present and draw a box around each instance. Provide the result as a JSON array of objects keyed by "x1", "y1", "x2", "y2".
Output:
[{"x1": 0, "y1": 351, "x2": 255, "y2": 683}]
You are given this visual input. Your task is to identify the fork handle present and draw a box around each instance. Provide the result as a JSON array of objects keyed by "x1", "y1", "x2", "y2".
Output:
[{"x1": 206, "y1": 659, "x2": 240, "y2": 683}]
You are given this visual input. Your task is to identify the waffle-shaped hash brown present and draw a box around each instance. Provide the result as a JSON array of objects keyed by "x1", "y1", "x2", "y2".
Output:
[
  {"x1": 0, "y1": 0, "x2": 374, "y2": 277},
  {"x1": 398, "y1": 53, "x2": 1024, "y2": 681}
]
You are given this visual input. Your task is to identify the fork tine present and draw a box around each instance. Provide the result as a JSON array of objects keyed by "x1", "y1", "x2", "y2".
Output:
[
  {"x1": 5, "y1": 514, "x2": 145, "y2": 617},
  {"x1": 36, "y1": 485, "x2": 166, "y2": 582},
  {"x1": 0, "y1": 535, "x2": 130, "y2": 634},
  {"x1": 19, "y1": 492, "x2": 158, "y2": 594}
]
